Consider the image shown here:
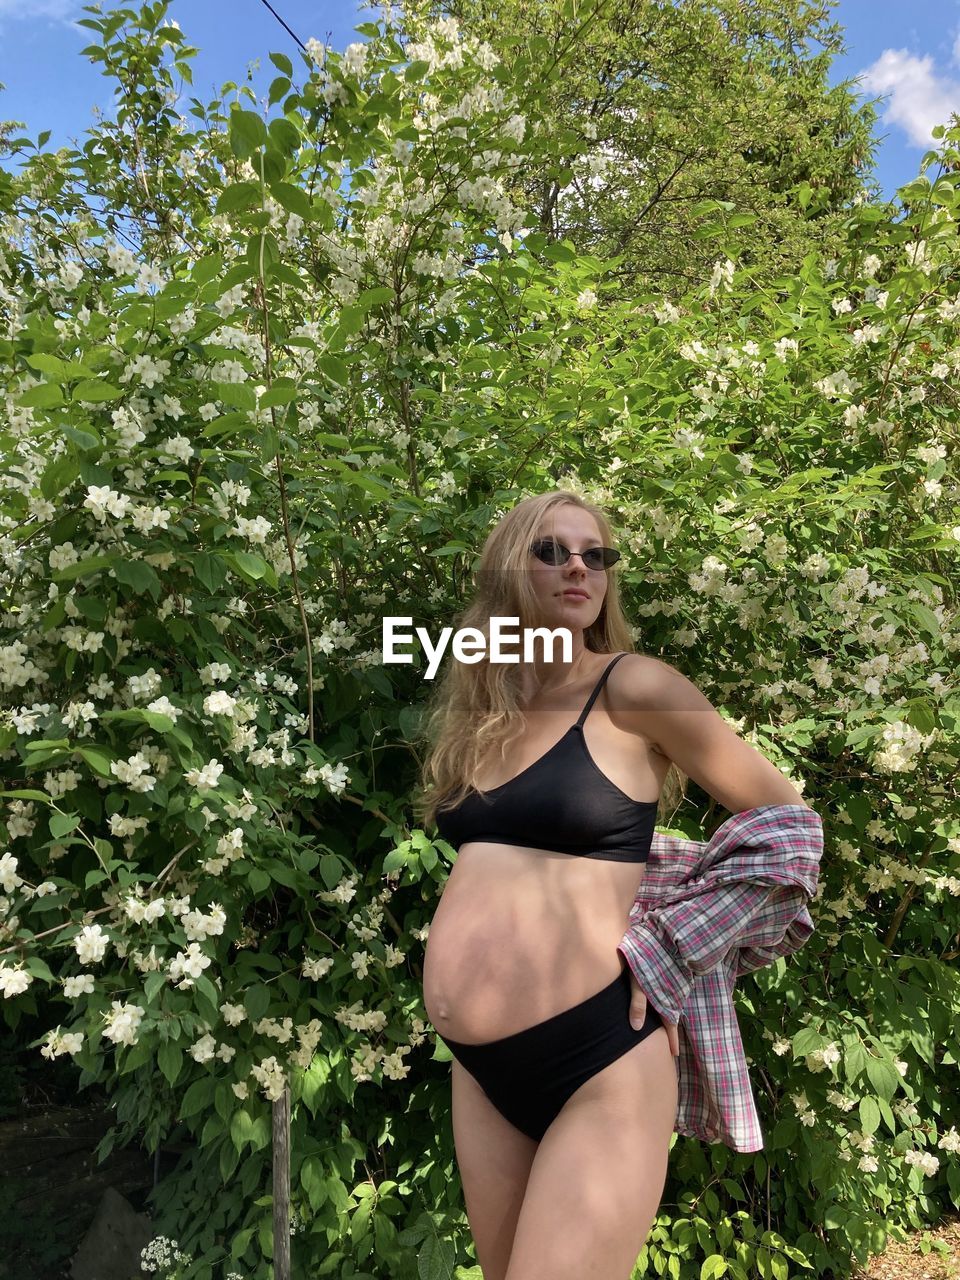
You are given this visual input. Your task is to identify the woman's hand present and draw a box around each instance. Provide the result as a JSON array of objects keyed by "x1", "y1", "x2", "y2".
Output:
[{"x1": 627, "y1": 970, "x2": 680, "y2": 1058}]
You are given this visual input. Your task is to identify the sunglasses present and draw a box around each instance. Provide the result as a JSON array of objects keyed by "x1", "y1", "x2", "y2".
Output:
[{"x1": 529, "y1": 538, "x2": 621, "y2": 571}]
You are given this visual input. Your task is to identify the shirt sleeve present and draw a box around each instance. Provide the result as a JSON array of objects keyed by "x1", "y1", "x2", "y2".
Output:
[
  {"x1": 617, "y1": 805, "x2": 823, "y2": 1026},
  {"x1": 617, "y1": 881, "x2": 788, "y2": 1025}
]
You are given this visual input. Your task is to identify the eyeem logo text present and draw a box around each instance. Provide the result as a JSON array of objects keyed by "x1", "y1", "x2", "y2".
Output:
[{"x1": 383, "y1": 617, "x2": 575, "y2": 680}]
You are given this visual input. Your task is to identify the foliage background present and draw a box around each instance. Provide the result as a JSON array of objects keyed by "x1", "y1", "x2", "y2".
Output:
[{"x1": 0, "y1": 0, "x2": 959, "y2": 1277}]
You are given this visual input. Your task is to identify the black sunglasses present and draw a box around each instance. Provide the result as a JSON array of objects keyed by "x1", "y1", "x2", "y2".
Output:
[{"x1": 530, "y1": 538, "x2": 621, "y2": 571}]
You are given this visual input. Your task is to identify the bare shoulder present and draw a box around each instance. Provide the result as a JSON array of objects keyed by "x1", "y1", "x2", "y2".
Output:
[
  {"x1": 609, "y1": 652, "x2": 700, "y2": 712},
  {"x1": 608, "y1": 653, "x2": 808, "y2": 812}
]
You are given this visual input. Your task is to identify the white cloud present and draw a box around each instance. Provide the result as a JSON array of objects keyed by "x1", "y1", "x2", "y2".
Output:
[{"x1": 856, "y1": 47, "x2": 960, "y2": 148}]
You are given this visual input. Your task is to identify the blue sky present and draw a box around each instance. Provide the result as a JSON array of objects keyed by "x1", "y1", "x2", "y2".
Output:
[{"x1": 1, "y1": 0, "x2": 959, "y2": 205}]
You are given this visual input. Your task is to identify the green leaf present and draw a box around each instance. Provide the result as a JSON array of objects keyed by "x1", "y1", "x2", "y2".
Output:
[
  {"x1": 40, "y1": 456, "x2": 80, "y2": 500},
  {"x1": 357, "y1": 286, "x2": 395, "y2": 308},
  {"x1": 542, "y1": 241, "x2": 576, "y2": 262},
  {"x1": 270, "y1": 181, "x2": 311, "y2": 220},
  {"x1": 193, "y1": 253, "x2": 224, "y2": 286},
  {"x1": 73, "y1": 380, "x2": 122, "y2": 402},
  {"x1": 221, "y1": 551, "x2": 277, "y2": 589},
  {"x1": 144, "y1": 970, "x2": 166, "y2": 1003},
  {"x1": 158, "y1": 1039, "x2": 183, "y2": 1086},
  {"x1": 24, "y1": 352, "x2": 70, "y2": 378},
  {"x1": 261, "y1": 146, "x2": 286, "y2": 185},
  {"x1": 316, "y1": 353, "x2": 349, "y2": 385},
  {"x1": 179, "y1": 1076, "x2": 215, "y2": 1120},
  {"x1": 49, "y1": 811, "x2": 81, "y2": 839},
  {"x1": 18, "y1": 382, "x2": 65, "y2": 408},
  {"x1": 259, "y1": 383, "x2": 297, "y2": 408},
  {"x1": 230, "y1": 1108, "x2": 254, "y2": 1151},
  {"x1": 244, "y1": 984, "x2": 271, "y2": 1021},
  {"x1": 75, "y1": 746, "x2": 114, "y2": 778},
  {"x1": 319, "y1": 853, "x2": 342, "y2": 890},
  {"x1": 216, "y1": 182, "x2": 261, "y2": 216},
  {"x1": 229, "y1": 108, "x2": 267, "y2": 158},
  {"x1": 858, "y1": 1094, "x2": 881, "y2": 1135},
  {"x1": 248, "y1": 867, "x2": 271, "y2": 894},
  {"x1": 864, "y1": 1054, "x2": 900, "y2": 1101},
  {"x1": 63, "y1": 425, "x2": 101, "y2": 451},
  {"x1": 51, "y1": 553, "x2": 114, "y2": 583},
  {"x1": 24, "y1": 955, "x2": 55, "y2": 983},
  {"x1": 268, "y1": 76, "x2": 291, "y2": 107},
  {"x1": 268, "y1": 117, "x2": 300, "y2": 158},
  {"x1": 192, "y1": 552, "x2": 229, "y2": 593},
  {"x1": 269, "y1": 51, "x2": 293, "y2": 76},
  {"x1": 301, "y1": 1154, "x2": 327, "y2": 1210},
  {"x1": 210, "y1": 381, "x2": 255, "y2": 411},
  {"x1": 247, "y1": 230, "x2": 280, "y2": 273},
  {"x1": 113, "y1": 558, "x2": 161, "y2": 597}
]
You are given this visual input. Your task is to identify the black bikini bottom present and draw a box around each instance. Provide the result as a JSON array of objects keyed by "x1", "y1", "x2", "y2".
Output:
[{"x1": 441, "y1": 964, "x2": 665, "y2": 1141}]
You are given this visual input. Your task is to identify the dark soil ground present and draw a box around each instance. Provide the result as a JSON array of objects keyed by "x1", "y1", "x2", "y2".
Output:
[{"x1": 0, "y1": 1030, "x2": 157, "y2": 1279}]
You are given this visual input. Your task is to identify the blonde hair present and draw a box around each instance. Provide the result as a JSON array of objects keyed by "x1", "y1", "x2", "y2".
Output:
[{"x1": 412, "y1": 490, "x2": 686, "y2": 830}]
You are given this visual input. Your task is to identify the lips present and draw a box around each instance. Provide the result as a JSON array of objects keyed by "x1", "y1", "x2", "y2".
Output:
[{"x1": 561, "y1": 590, "x2": 589, "y2": 600}]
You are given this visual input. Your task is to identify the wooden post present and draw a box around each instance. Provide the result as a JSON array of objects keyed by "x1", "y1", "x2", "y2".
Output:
[{"x1": 272, "y1": 1086, "x2": 291, "y2": 1280}]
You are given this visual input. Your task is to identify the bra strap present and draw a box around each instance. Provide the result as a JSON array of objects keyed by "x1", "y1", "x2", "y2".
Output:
[{"x1": 575, "y1": 653, "x2": 628, "y2": 728}]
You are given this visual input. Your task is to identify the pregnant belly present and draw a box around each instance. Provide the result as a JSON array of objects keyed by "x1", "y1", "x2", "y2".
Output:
[{"x1": 422, "y1": 843, "x2": 644, "y2": 1045}]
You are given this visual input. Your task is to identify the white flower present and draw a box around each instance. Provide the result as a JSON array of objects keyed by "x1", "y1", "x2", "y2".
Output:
[
  {"x1": 124, "y1": 895, "x2": 166, "y2": 925},
  {"x1": 302, "y1": 955, "x2": 333, "y2": 980},
  {"x1": 83, "y1": 484, "x2": 131, "y2": 523},
  {"x1": 102, "y1": 1000, "x2": 145, "y2": 1046},
  {"x1": 221, "y1": 1001, "x2": 247, "y2": 1026},
  {"x1": 74, "y1": 923, "x2": 109, "y2": 965},
  {"x1": 135, "y1": 263, "x2": 166, "y2": 294},
  {"x1": 110, "y1": 752, "x2": 157, "y2": 793},
  {"x1": 189, "y1": 1033, "x2": 217, "y2": 1064},
  {"x1": 168, "y1": 942, "x2": 212, "y2": 987},
  {"x1": 182, "y1": 904, "x2": 226, "y2": 943},
  {"x1": 106, "y1": 242, "x2": 138, "y2": 275},
  {"x1": 59, "y1": 260, "x2": 84, "y2": 290},
  {"x1": 0, "y1": 964, "x2": 33, "y2": 998},
  {"x1": 0, "y1": 853, "x2": 23, "y2": 894},
  {"x1": 203, "y1": 690, "x2": 237, "y2": 717},
  {"x1": 63, "y1": 973, "x2": 96, "y2": 998},
  {"x1": 341, "y1": 41, "x2": 368, "y2": 76},
  {"x1": 184, "y1": 759, "x2": 224, "y2": 793},
  {"x1": 215, "y1": 284, "x2": 245, "y2": 317},
  {"x1": 41, "y1": 1026, "x2": 84, "y2": 1058}
]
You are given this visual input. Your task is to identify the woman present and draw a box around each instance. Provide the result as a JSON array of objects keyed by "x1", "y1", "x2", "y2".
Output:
[{"x1": 413, "y1": 490, "x2": 810, "y2": 1280}]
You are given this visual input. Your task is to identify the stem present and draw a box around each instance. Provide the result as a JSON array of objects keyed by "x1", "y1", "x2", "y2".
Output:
[{"x1": 255, "y1": 144, "x2": 317, "y2": 746}]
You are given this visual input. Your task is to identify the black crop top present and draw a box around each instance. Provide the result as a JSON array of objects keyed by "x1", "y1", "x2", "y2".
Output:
[{"x1": 434, "y1": 653, "x2": 657, "y2": 863}]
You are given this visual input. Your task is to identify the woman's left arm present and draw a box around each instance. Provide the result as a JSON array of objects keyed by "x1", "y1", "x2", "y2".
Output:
[
  {"x1": 613, "y1": 654, "x2": 820, "y2": 1051},
  {"x1": 615, "y1": 654, "x2": 813, "y2": 814}
]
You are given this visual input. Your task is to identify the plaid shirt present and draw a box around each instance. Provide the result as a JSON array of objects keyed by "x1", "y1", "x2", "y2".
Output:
[{"x1": 617, "y1": 803, "x2": 824, "y2": 1153}]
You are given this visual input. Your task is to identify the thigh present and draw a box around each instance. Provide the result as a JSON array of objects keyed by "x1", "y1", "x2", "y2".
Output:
[
  {"x1": 451, "y1": 1059, "x2": 539, "y2": 1280},
  {"x1": 504, "y1": 1028, "x2": 678, "y2": 1280}
]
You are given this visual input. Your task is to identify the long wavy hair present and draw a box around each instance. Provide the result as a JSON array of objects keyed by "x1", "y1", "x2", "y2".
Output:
[{"x1": 413, "y1": 490, "x2": 687, "y2": 831}]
